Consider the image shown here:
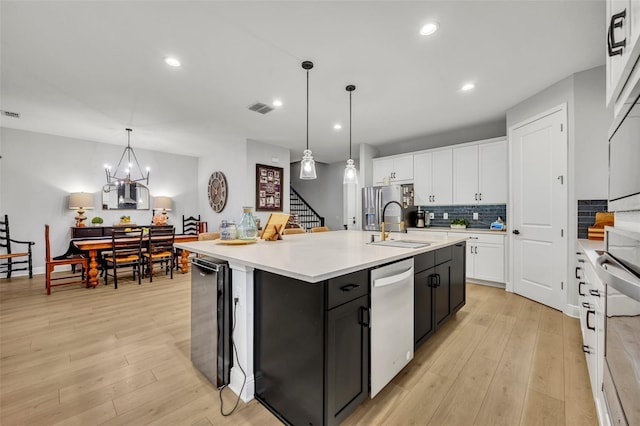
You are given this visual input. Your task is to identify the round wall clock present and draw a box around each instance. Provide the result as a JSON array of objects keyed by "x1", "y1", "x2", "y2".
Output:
[{"x1": 208, "y1": 171, "x2": 228, "y2": 213}]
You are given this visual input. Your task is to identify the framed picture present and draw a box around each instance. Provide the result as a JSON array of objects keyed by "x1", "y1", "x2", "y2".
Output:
[{"x1": 256, "y1": 164, "x2": 284, "y2": 211}]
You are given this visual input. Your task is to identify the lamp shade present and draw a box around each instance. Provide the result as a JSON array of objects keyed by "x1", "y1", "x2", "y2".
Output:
[
  {"x1": 154, "y1": 196, "x2": 173, "y2": 211},
  {"x1": 69, "y1": 192, "x2": 94, "y2": 210}
]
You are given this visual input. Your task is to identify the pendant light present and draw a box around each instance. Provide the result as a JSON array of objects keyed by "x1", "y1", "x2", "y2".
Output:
[
  {"x1": 299, "y1": 60, "x2": 317, "y2": 180},
  {"x1": 343, "y1": 85, "x2": 358, "y2": 185}
]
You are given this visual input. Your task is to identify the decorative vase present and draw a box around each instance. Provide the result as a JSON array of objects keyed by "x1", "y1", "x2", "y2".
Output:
[{"x1": 237, "y1": 207, "x2": 258, "y2": 240}]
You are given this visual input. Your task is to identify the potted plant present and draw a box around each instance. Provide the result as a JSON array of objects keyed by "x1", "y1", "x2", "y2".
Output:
[
  {"x1": 450, "y1": 217, "x2": 469, "y2": 229},
  {"x1": 91, "y1": 216, "x2": 104, "y2": 226}
]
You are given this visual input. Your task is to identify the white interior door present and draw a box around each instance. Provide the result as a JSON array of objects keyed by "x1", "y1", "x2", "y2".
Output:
[{"x1": 510, "y1": 107, "x2": 567, "y2": 311}]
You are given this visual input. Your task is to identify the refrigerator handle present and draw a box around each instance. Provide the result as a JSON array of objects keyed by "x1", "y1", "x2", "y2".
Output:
[{"x1": 376, "y1": 189, "x2": 382, "y2": 229}]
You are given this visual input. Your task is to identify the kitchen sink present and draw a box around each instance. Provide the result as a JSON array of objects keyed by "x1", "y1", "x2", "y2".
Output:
[{"x1": 368, "y1": 240, "x2": 431, "y2": 249}]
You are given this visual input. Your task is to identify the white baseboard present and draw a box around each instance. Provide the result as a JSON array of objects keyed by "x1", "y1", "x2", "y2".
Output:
[
  {"x1": 230, "y1": 368, "x2": 254, "y2": 402},
  {"x1": 564, "y1": 303, "x2": 579, "y2": 318},
  {"x1": 467, "y1": 278, "x2": 506, "y2": 289}
]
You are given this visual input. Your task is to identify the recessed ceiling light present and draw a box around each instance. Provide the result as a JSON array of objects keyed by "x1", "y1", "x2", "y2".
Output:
[
  {"x1": 419, "y1": 22, "x2": 439, "y2": 36},
  {"x1": 333, "y1": 123, "x2": 342, "y2": 130},
  {"x1": 165, "y1": 57, "x2": 181, "y2": 67},
  {"x1": 272, "y1": 99, "x2": 283, "y2": 107},
  {"x1": 461, "y1": 83, "x2": 475, "y2": 91}
]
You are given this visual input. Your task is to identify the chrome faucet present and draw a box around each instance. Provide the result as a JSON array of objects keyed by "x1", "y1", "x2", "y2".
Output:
[{"x1": 381, "y1": 201, "x2": 405, "y2": 241}]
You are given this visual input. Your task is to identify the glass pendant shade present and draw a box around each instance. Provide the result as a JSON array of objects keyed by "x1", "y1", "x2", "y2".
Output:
[
  {"x1": 300, "y1": 149, "x2": 317, "y2": 180},
  {"x1": 343, "y1": 158, "x2": 358, "y2": 184}
]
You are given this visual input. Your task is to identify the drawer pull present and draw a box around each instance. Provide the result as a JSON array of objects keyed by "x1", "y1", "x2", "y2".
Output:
[
  {"x1": 578, "y1": 281, "x2": 586, "y2": 296},
  {"x1": 340, "y1": 283, "x2": 360, "y2": 292},
  {"x1": 589, "y1": 289, "x2": 601, "y2": 297},
  {"x1": 607, "y1": 9, "x2": 627, "y2": 57},
  {"x1": 586, "y1": 310, "x2": 596, "y2": 331},
  {"x1": 575, "y1": 267, "x2": 581, "y2": 279},
  {"x1": 582, "y1": 302, "x2": 591, "y2": 309},
  {"x1": 582, "y1": 344, "x2": 592, "y2": 354},
  {"x1": 358, "y1": 306, "x2": 370, "y2": 327}
]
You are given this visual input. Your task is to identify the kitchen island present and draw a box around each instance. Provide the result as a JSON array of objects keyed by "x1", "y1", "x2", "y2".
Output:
[{"x1": 175, "y1": 230, "x2": 467, "y2": 425}]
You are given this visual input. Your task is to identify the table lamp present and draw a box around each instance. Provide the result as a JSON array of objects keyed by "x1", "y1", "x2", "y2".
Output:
[
  {"x1": 69, "y1": 192, "x2": 94, "y2": 227},
  {"x1": 154, "y1": 196, "x2": 173, "y2": 224}
]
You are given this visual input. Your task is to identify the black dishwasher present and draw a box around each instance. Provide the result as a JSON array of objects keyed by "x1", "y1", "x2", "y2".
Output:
[{"x1": 190, "y1": 257, "x2": 232, "y2": 388}]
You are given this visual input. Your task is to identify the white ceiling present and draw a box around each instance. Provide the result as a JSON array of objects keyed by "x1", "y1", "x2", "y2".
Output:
[{"x1": 1, "y1": 1, "x2": 605, "y2": 163}]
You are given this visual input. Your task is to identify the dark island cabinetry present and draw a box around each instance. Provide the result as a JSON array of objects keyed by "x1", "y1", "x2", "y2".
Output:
[
  {"x1": 414, "y1": 242, "x2": 466, "y2": 349},
  {"x1": 254, "y1": 269, "x2": 369, "y2": 426}
]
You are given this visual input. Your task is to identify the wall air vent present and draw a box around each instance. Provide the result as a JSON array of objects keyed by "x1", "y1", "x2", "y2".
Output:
[
  {"x1": 248, "y1": 102, "x2": 274, "y2": 115},
  {"x1": 1, "y1": 110, "x2": 21, "y2": 119}
]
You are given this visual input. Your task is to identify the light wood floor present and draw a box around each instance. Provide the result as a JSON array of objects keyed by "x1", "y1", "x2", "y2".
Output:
[{"x1": 0, "y1": 271, "x2": 597, "y2": 425}]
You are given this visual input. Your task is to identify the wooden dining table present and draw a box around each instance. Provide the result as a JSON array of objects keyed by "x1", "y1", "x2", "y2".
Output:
[{"x1": 73, "y1": 234, "x2": 199, "y2": 287}]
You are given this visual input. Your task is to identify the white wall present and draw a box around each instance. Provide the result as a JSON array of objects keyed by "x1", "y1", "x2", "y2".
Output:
[
  {"x1": 197, "y1": 139, "x2": 291, "y2": 233},
  {"x1": 0, "y1": 127, "x2": 199, "y2": 276},
  {"x1": 574, "y1": 66, "x2": 611, "y2": 199},
  {"x1": 505, "y1": 65, "x2": 610, "y2": 310},
  {"x1": 246, "y1": 139, "x2": 290, "y2": 227},
  {"x1": 290, "y1": 161, "x2": 346, "y2": 231},
  {"x1": 376, "y1": 119, "x2": 506, "y2": 157}
]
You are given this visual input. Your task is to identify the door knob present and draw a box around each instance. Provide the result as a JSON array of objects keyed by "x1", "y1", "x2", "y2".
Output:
[{"x1": 513, "y1": 229, "x2": 520, "y2": 235}]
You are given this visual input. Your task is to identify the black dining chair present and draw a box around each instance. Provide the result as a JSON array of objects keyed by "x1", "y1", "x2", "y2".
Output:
[
  {"x1": 143, "y1": 225, "x2": 175, "y2": 282},
  {"x1": 1, "y1": 214, "x2": 35, "y2": 278},
  {"x1": 103, "y1": 228, "x2": 143, "y2": 289}
]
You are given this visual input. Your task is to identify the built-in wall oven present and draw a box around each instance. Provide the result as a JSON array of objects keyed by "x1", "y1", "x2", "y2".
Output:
[
  {"x1": 596, "y1": 227, "x2": 640, "y2": 426},
  {"x1": 609, "y1": 79, "x2": 640, "y2": 212}
]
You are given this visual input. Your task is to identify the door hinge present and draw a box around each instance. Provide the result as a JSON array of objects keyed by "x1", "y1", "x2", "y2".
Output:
[
  {"x1": 561, "y1": 281, "x2": 564, "y2": 290},
  {"x1": 560, "y1": 123, "x2": 564, "y2": 132},
  {"x1": 561, "y1": 229, "x2": 564, "y2": 237},
  {"x1": 557, "y1": 175, "x2": 564, "y2": 185}
]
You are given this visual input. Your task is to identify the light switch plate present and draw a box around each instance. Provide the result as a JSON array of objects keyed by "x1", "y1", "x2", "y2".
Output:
[
  {"x1": 443, "y1": 212, "x2": 448, "y2": 220},
  {"x1": 473, "y1": 212, "x2": 479, "y2": 220}
]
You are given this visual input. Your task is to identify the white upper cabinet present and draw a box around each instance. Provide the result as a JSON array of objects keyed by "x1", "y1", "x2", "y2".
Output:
[
  {"x1": 452, "y1": 145, "x2": 478, "y2": 204},
  {"x1": 372, "y1": 155, "x2": 413, "y2": 185},
  {"x1": 478, "y1": 141, "x2": 508, "y2": 204},
  {"x1": 453, "y1": 139, "x2": 507, "y2": 205},
  {"x1": 606, "y1": 0, "x2": 640, "y2": 108},
  {"x1": 413, "y1": 149, "x2": 452, "y2": 206}
]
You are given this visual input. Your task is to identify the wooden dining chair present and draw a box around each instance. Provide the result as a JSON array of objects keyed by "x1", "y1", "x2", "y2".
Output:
[
  {"x1": 1, "y1": 214, "x2": 35, "y2": 278},
  {"x1": 182, "y1": 215, "x2": 201, "y2": 235},
  {"x1": 44, "y1": 225, "x2": 88, "y2": 294},
  {"x1": 310, "y1": 226, "x2": 330, "y2": 233},
  {"x1": 282, "y1": 228, "x2": 306, "y2": 235},
  {"x1": 103, "y1": 228, "x2": 143, "y2": 289},
  {"x1": 143, "y1": 225, "x2": 175, "y2": 282}
]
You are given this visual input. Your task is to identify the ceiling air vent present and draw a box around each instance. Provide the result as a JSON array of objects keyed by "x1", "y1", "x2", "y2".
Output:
[
  {"x1": 1, "y1": 110, "x2": 21, "y2": 119},
  {"x1": 248, "y1": 102, "x2": 274, "y2": 115}
]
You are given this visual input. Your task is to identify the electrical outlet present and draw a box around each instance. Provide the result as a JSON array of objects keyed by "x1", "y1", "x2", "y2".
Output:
[
  {"x1": 429, "y1": 212, "x2": 435, "y2": 219},
  {"x1": 443, "y1": 212, "x2": 448, "y2": 220},
  {"x1": 473, "y1": 212, "x2": 479, "y2": 220}
]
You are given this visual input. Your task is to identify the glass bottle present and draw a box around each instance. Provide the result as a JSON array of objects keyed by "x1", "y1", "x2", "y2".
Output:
[
  {"x1": 220, "y1": 220, "x2": 237, "y2": 240},
  {"x1": 237, "y1": 207, "x2": 258, "y2": 240}
]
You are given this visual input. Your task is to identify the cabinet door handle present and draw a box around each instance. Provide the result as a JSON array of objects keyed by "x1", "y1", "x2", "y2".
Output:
[
  {"x1": 428, "y1": 274, "x2": 437, "y2": 287},
  {"x1": 575, "y1": 267, "x2": 581, "y2": 279},
  {"x1": 340, "y1": 283, "x2": 360, "y2": 292},
  {"x1": 582, "y1": 301, "x2": 591, "y2": 309},
  {"x1": 608, "y1": 9, "x2": 627, "y2": 57},
  {"x1": 358, "y1": 306, "x2": 370, "y2": 327},
  {"x1": 589, "y1": 289, "x2": 601, "y2": 297},
  {"x1": 578, "y1": 281, "x2": 586, "y2": 296},
  {"x1": 582, "y1": 344, "x2": 592, "y2": 354},
  {"x1": 586, "y1": 310, "x2": 596, "y2": 331}
]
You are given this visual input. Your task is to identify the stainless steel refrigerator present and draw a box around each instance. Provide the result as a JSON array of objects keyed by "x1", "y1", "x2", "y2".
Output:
[{"x1": 362, "y1": 185, "x2": 405, "y2": 232}]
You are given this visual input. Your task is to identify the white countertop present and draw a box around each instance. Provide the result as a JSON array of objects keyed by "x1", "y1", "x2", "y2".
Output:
[
  {"x1": 407, "y1": 227, "x2": 508, "y2": 235},
  {"x1": 577, "y1": 239, "x2": 604, "y2": 267},
  {"x1": 175, "y1": 230, "x2": 468, "y2": 283}
]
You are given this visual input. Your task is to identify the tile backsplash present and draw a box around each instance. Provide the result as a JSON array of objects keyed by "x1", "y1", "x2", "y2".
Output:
[
  {"x1": 406, "y1": 204, "x2": 507, "y2": 229},
  {"x1": 577, "y1": 199, "x2": 608, "y2": 239}
]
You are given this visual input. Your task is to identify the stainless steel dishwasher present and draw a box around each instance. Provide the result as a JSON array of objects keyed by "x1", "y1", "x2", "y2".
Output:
[
  {"x1": 370, "y1": 257, "x2": 415, "y2": 398},
  {"x1": 190, "y1": 257, "x2": 232, "y2": 388}
]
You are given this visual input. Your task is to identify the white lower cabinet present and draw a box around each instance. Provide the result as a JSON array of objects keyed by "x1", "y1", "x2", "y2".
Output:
[
  {"x1": 451, "y1": 232, "x2": 505, "y2": 284},
  {"x1": 575, "y1": 247, "x2": 609, "y2": 426}
]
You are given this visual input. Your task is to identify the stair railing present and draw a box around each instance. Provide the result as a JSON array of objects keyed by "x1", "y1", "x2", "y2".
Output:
[{"x1": 289, "y1": 186, "x2": 325, "y2": 231}]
